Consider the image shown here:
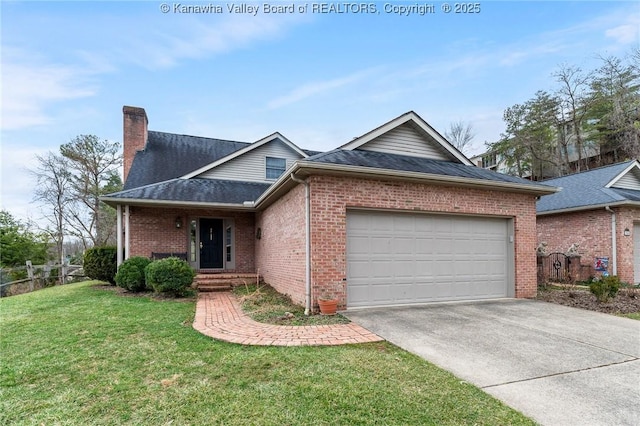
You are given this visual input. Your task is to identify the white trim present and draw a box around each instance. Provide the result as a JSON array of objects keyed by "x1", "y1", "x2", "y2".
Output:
[
  {"x1": 605, "y1": 160, "x2": 640, "y2": 188},
  {"x1": 101, "y1": 197, "x2": 256, "y2": 210},
  {"x1": 124, "y1": 205, "x2": 130, "y2": 260},
  {"x1": 182, "y1": 132, "x2": 307, "y2": 179},
  {"x1": 117, "y1": 205, "x2": 123, "y2": 267},
  {"x1": 537, "y1": 200, "x2": 640, "y2": 216},
  {"x1": 339, "y1": 111, "x2": 473, "y2": 166},
  {"x1": 254, "y1": 161, "x2": 557, "y2": 211}
]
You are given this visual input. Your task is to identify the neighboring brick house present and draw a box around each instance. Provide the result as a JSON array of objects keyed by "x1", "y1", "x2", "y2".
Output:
[
  {"x1": 537, "y1": 160, "x2": 640, "y2": 283},
  {"x1": 102, "y1": 106, "x2": 556, "y2": 311}
]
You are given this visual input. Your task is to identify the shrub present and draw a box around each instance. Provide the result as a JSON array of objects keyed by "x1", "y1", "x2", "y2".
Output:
[
  {"x1": 589, "y1": 275, "x2": 621, "y2": 302},
  {"x1": 145, "y1": 257, "x2": 195, "y2": 296},
  {"x1": 83, "y1": 247, "x2": 117, "y2": 285},
  {"x1": 115, "y1": 256, "x2": 152, "y2": 292}
]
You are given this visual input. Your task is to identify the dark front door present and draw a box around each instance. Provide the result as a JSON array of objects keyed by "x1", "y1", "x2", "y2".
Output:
[{"x1": 200, "y1": 218, "x2": 223, "y2": 269}]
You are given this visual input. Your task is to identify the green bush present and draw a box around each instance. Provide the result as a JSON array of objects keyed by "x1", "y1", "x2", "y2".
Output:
[
  {"x1": 115, "y1": 256, "x2": 152, "y2": 292},
  {"x1": 144, "y1": 257, "x2": 195, "y2": 296},
  {"x1": 589, "y1": 275, "x2": 621, "y2": 302},
  {"x1": 83, "y1": 247, "x2": 117, "y2": 285}
]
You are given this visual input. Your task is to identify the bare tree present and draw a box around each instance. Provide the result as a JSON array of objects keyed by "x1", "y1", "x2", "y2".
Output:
[
  {"x1": 31, "y1": 152, "x2": 73, "y2": 265},
  {"x1": 445, "y1": 120, "x2": 475, "y2": 154},
  {"x1": 553, "y1": 64, "x2": 596, "y2": 171},
  {"x1": 60, "y1": 135, "x2": 122, "y2": 247},
  {"x1": 589, "y1": 55, "x2": 640, "y2": 161}
]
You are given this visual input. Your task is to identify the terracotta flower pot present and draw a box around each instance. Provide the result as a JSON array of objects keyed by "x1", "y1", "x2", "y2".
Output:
[{"x1": 318, "y1": 298, "x2": 338, "y2": 315}]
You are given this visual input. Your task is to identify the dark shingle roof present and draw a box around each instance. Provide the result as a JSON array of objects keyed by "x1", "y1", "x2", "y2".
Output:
[
  {"x1": 305, "y1": 149, "x2": 554, "y2": 188},
  {"x1": 108, "y1": 178, "x2": 271, "y2": 205},
  {"x1": 536, "y1": 160, "x2": 637, "y2": 213},
  {"x1": 124, "y1": 131, "x2": 250, "y2": 190}
]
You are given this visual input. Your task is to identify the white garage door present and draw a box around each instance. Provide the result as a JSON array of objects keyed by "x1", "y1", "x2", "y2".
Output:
[{"x1": 347, "y1": 211, "x2": 511, "y2": 308}]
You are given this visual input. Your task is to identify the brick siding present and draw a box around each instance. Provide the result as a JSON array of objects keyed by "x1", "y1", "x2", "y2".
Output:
[
  {"x1": 122, "y1": 106, "x2": 147, "y2": 183},
  {"x1": 538, "y1": 207, "x2": 640, "y2": 283},
  {"x1": 255, "y1": 175, "x2": 539, "y2": 310},
  {"x1": 255, "y1": 184, "x2": 307, "y2": 305},
  {"x1": 128, "y1": 206, "x2": 255, "y2": 273}
]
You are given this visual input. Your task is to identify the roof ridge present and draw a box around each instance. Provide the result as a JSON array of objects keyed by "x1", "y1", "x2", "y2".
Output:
[
  {"x1": 148, "y1": 130, "x2": 250, "y2": 145},
  {"x1": 540, "y1": 160, "x2": 635, "y2": 182}
]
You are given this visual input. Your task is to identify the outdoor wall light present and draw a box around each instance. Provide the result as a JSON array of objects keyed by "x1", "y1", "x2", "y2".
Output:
[
  {"x1": 256, "y1": 227, "x2": 262, "y2": 240},
  {"x1": 175, "y1": 217, "x2": 183, "y2": 229},
  {"x1": 624, "y1": 228, "x2": 631, "y2": 237}
]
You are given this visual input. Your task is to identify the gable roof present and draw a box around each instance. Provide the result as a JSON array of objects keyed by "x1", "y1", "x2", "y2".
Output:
[
  {"x1": 182, "y1": 132, "x2": 307, "y2": 179},
  {"x1": 124, "y1": 131, "x2": 249, "y2": 190},
  {"x1": 109, "y1": 109, "x2": 557, "y2": 210},
  {"x1": 340, "y1": 111, "x2": 473, "y2": 165},
  {"x1": 537, "y1": 160, "x2": 640, "y2": 214},
  {"x1": 302, "y1": 149, "x2": 555, "y2": 191}
]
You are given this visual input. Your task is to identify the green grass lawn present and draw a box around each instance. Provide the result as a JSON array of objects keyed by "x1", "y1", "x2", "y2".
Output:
[
  {"x1": 0, "y1": 282, "x2": 534, "y2": 425},
  {"x1": 621, "y1": 312, "x2": 640, "y2": 320}
]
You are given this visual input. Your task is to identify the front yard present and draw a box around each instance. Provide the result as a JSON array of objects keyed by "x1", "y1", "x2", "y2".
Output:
[{"x1": 0, "y1": 281, "x2": 534, "y2": 425}]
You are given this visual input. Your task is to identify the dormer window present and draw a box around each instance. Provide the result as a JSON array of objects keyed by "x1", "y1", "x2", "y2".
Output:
[{"x1": 266, "y1": 156, "x2": 286, "y2": 180}]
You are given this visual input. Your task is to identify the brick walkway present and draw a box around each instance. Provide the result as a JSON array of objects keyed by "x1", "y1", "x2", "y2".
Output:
[{"x1": 193, "y1": 292, "x2": 384, "y2": 346}]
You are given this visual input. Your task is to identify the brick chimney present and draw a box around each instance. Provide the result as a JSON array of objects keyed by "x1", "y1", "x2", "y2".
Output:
[{"x1": 123, "y1": 106, "x2": 148, "y2": 182}]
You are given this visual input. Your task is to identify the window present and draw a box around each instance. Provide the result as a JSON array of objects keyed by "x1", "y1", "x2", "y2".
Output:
[
  {"x1": 266, "y1": 157, "x2": 286, "y2": 180},
  {"x1": 226, "y1": 226, "x2": 232, "y2": 262},
  {"x1": 189, "y1": 220, "x2": 197, "y2": 263},
  {"x1": 482, "y1": 152, "x2": 497, "y2": 169}
]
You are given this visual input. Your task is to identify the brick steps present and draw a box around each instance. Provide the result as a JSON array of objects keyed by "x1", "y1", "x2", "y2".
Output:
[{"x1": 193, "y1": 273, "x2": 261, "y2": 292}]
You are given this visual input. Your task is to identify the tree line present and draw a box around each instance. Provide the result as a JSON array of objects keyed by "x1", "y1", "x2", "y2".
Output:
[
  {"x1": 27, "y1": 135, "x2": 122, "y2": 267},
  {"x1": 487, "y1": 49, "x2": 640, "y2": 180}
]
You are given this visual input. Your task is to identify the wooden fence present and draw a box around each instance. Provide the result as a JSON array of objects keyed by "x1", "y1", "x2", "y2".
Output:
[{"x1": 0, "y1": 261, "x2": 84, "y2": 298}]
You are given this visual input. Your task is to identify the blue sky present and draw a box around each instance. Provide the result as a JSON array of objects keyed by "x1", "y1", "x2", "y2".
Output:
[{"x1": 1, "y1": 0, "x2": 639, "y2": 227}]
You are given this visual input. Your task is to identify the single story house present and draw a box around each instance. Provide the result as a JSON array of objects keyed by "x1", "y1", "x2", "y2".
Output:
[
  {"x1": 102, "y1": 106, "x2": 556, "y2": 311},
  {"x1": 537, "y1": 160, "x2": 640, "y2": 283}
]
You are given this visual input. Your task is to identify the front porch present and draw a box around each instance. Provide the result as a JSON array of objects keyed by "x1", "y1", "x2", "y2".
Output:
[{"x1": 116, "y1": 206, "x2": 257, "y2": 274}]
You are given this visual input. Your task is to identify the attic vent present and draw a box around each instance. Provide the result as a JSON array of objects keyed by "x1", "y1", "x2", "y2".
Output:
[{"x1": 611, "y1": 167, "x2": 640, "y2": 191}]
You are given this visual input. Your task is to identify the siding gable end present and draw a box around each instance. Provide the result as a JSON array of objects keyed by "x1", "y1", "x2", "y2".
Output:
[
  {"x1": 610, "y1": 165, "x2": 640, "y2": 190},
  {"x1": 340, "y1": 111, "x2": 472, "y2": 165},
  {"x1": 356, "y1": 122, "x2": 451, "y2": 160},
  {"x1": 197, "y1": 138, "x2": 304, "y2": 183}
]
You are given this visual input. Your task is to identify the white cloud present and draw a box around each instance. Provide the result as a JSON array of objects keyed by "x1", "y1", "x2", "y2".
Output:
[
  {"x1": 267, "y1": 68, "x2": 380, "y2": 110},
  {"x1": 606, "y1": 24, "x2": 639, "y2": 45},
  {"x1": 0, "y1": 144, "x2": 50, "y2": 227},
  {"x1": 120, "y1": 13, "x2": 307, "y2": 70},
  {"x1": 1, "y1": 48, "x2": 99, "y2": 131}
]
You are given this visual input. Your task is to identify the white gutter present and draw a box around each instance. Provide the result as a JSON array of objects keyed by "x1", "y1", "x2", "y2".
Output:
[
  {"x1": 100, "y1": 197, "x2": 256, "y2": 210},
  {"x1": 605, "y1": 206, "x2": 617, "y2": 275},
  {"x1": 290, "y1": 172, "x2": 311, "y2": 316},
  {"x1": 537, "y1": 201, "x2": 640, "y2": 217},
  {"x1": 293, "y1": 161, "x2": 558, "y2": 195}
]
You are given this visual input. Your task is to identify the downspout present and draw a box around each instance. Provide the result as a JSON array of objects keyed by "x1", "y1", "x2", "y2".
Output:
[
  {"x1": 605, "y1": 206, "x2": 617, "y2": 276},
  {"x1": 291, "y1": 173, "x2": 311, "y2": 315}
]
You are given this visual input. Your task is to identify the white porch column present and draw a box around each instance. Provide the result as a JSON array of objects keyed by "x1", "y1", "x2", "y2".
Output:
[
  {"x1": 124, "y1": 205, "x2": 131, "y2": 260},
  {"x1": 116, "y1": 204, "x2": 123, "y2": 267}
]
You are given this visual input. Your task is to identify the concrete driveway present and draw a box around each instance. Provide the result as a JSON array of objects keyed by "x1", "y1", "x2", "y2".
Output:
[{"x1": 345, "y1": 299, "x2": 640, "y2": 426}]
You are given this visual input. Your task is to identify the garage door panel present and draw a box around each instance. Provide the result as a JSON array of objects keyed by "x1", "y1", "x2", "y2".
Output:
[
  {"x1": 392, "y1": 237, "x2": 415, "y2": 254},
  {"x1": 347, "y1": 211, "x2": 510, "y2": 308},
  {"x1": 348, "y1": 236, "x2": 371, "y2": 254}
]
